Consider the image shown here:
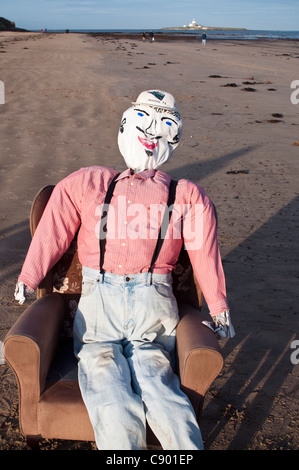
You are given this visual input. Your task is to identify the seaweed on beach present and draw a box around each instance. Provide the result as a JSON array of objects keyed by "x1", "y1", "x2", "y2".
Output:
[
  {"x1": 242, "y1": 87, "x2": 257, "y2": 92},
  {"x1": 221, "y1": 83, "x2": 238, "y2": 87},
  {"x1": 226, "y1": 170, "x2": 249, "y2": 174}
]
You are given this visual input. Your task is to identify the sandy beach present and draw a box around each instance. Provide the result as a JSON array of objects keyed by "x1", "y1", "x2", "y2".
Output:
[{"x1": 0, "y1": 31, "x2": 298, "y2": 450}]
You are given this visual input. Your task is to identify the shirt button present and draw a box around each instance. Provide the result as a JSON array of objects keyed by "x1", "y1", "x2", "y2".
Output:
[
  {"x1": 122, "y1": 242, "x2": 126, "y2": 246},
  {"x1": 118, "y1": 264, "x2": 122, "y2": 268},
  {"x1": 130, "y1": 182, "x2": 134, "y2": 186},
  {"x1": 128, "y1": 200, "x2": 131, "y2": 204}
]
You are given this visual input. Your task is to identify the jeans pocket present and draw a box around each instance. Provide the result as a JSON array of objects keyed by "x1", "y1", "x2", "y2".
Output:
[
  {"x1": 81, "y1": 277, "x2": 98, "y2": 297},
  {"x1": 151, "y1": 282, "x2": 176, "y2": 302}
]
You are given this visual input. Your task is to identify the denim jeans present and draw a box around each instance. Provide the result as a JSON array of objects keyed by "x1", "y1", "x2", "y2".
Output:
[{"x1": 73, "y1": 267, "x2": 203, "y2": 450}]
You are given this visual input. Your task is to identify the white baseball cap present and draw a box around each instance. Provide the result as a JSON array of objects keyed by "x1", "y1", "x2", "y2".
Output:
[{"x1": 132, "y1": 90, "x2": 179, "y2": 112}]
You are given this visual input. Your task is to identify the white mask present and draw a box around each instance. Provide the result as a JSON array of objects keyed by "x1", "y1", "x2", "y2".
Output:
[{"x1": 118, "y1": 90, "x2": 183, "y2": 172}]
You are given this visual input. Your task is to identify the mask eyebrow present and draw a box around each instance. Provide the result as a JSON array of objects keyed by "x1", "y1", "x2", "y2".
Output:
[{"x1": 134, "y1": 108, "x2": 150, "y2": 116}]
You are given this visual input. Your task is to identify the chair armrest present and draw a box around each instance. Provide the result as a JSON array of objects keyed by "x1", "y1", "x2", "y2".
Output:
[
  {"x1": 4, "y1": 293, "x2": 64, "y2": 436},
  {"x1": 176, "y1": 303, "x2": 223, "y2": 418}
]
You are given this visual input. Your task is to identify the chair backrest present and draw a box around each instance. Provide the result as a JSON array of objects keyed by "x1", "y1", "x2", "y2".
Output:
[{"x1": 30, "y1": 186, "x2": 203, "y2": 338}]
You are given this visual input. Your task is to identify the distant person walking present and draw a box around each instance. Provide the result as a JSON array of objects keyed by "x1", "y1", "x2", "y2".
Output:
[
  {"x1": 201, "y1": 31, "x2": 207, "y2": 45},
  {"x1": 142, "y1": 31, "x2": 146, "y2": 41},
  {"x1": 149, "y1": 30, "x2": 155, "y2": 42}
]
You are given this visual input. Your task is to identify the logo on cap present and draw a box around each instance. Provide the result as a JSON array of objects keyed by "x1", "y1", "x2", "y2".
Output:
[{"x1": 149, "y1": 91, "x2": 165, "y2": 101}]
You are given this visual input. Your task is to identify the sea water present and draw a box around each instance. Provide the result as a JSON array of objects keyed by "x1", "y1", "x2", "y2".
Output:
[{"x1": 32, "y1": 28, "x2": 299, "y2": 40}]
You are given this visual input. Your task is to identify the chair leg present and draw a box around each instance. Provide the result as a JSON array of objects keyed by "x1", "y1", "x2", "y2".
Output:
[{"x1": 26, "y1": 436, "x2": 41, "y2": 450}]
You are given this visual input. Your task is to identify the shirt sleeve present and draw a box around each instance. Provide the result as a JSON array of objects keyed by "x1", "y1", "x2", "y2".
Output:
[
  {"x1": 18, "y1": 169, "x2": 86, "y2": 290},
  {"x1": 182, "y1": 183, "x2": 229, "y2": 318}
]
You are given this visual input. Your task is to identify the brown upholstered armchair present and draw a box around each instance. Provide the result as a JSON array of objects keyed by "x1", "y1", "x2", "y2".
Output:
[{"x1": 4, "y1": 185, "x2": 223, "y2": 449}]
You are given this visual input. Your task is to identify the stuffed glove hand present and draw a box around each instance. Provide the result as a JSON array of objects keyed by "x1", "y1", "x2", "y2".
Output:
[
  {"x1": 202, "y1": 310, "x2": 235, "y2": 339},
  {"x1": 14, "y1": 281, "x2": 35, "y2": 305}
]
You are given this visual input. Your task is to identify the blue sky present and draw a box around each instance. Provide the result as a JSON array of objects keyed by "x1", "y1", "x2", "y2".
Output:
[{"x1": 1, "y1": 0, "x2": 299, "y2": 31}]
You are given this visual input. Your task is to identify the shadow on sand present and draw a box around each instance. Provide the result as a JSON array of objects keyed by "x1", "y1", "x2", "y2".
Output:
[{"x1": 201, "y1": 195, "x2": 299, "y2": 449}]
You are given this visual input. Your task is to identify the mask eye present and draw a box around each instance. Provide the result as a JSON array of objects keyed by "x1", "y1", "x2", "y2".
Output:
[
  {"x1": 161, "y1": 116, "x2": 177, "y2": 128},
  {"x1": 135, "y1": 108, "x2": 150, "y2": 118}
]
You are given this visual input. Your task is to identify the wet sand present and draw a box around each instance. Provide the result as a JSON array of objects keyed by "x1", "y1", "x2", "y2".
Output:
[{"x1": 0, "y1": 31, "x2": 298, "y2": 450}]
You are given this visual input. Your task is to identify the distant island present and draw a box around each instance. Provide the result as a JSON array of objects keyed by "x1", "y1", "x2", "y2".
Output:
[
  {"x1": 163, "y1": 26, "x2": 247, "y2": 31},
  {"x1": 162, "y1": 19, "x2": 247, "y2": 31},
  {"x1": 0, "y1": 17, "x2": 27, "y2": 32}
]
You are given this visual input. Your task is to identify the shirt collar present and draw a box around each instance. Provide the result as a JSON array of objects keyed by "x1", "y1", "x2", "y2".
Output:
[{"x1": 116, "y1": 168, "x2": 156, "y2": 181}]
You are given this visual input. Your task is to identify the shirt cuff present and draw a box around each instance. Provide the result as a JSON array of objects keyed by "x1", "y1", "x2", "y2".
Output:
[
  {"x1": 208, "y1": 299, "x2": 230, "y2": 318},
  {"x1": 18, "y1": 274, "x2": 38, "y2": 291}
]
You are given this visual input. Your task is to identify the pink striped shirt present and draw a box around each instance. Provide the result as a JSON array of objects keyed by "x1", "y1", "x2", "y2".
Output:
[{"x1": 19, "y1": 166, "x2": 229, "y2": 317}]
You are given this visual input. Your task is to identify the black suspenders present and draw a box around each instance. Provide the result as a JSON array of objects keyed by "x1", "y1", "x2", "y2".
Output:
[
  {"x1": 148, "y1": 178, "x2": 178, "y2": 273},
  {"x1": 99, "y1": 173, "x2": 120, "y2": 274},
  {"x1": 99, "y1": 174, "x2": 178, "y2": 274}
]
